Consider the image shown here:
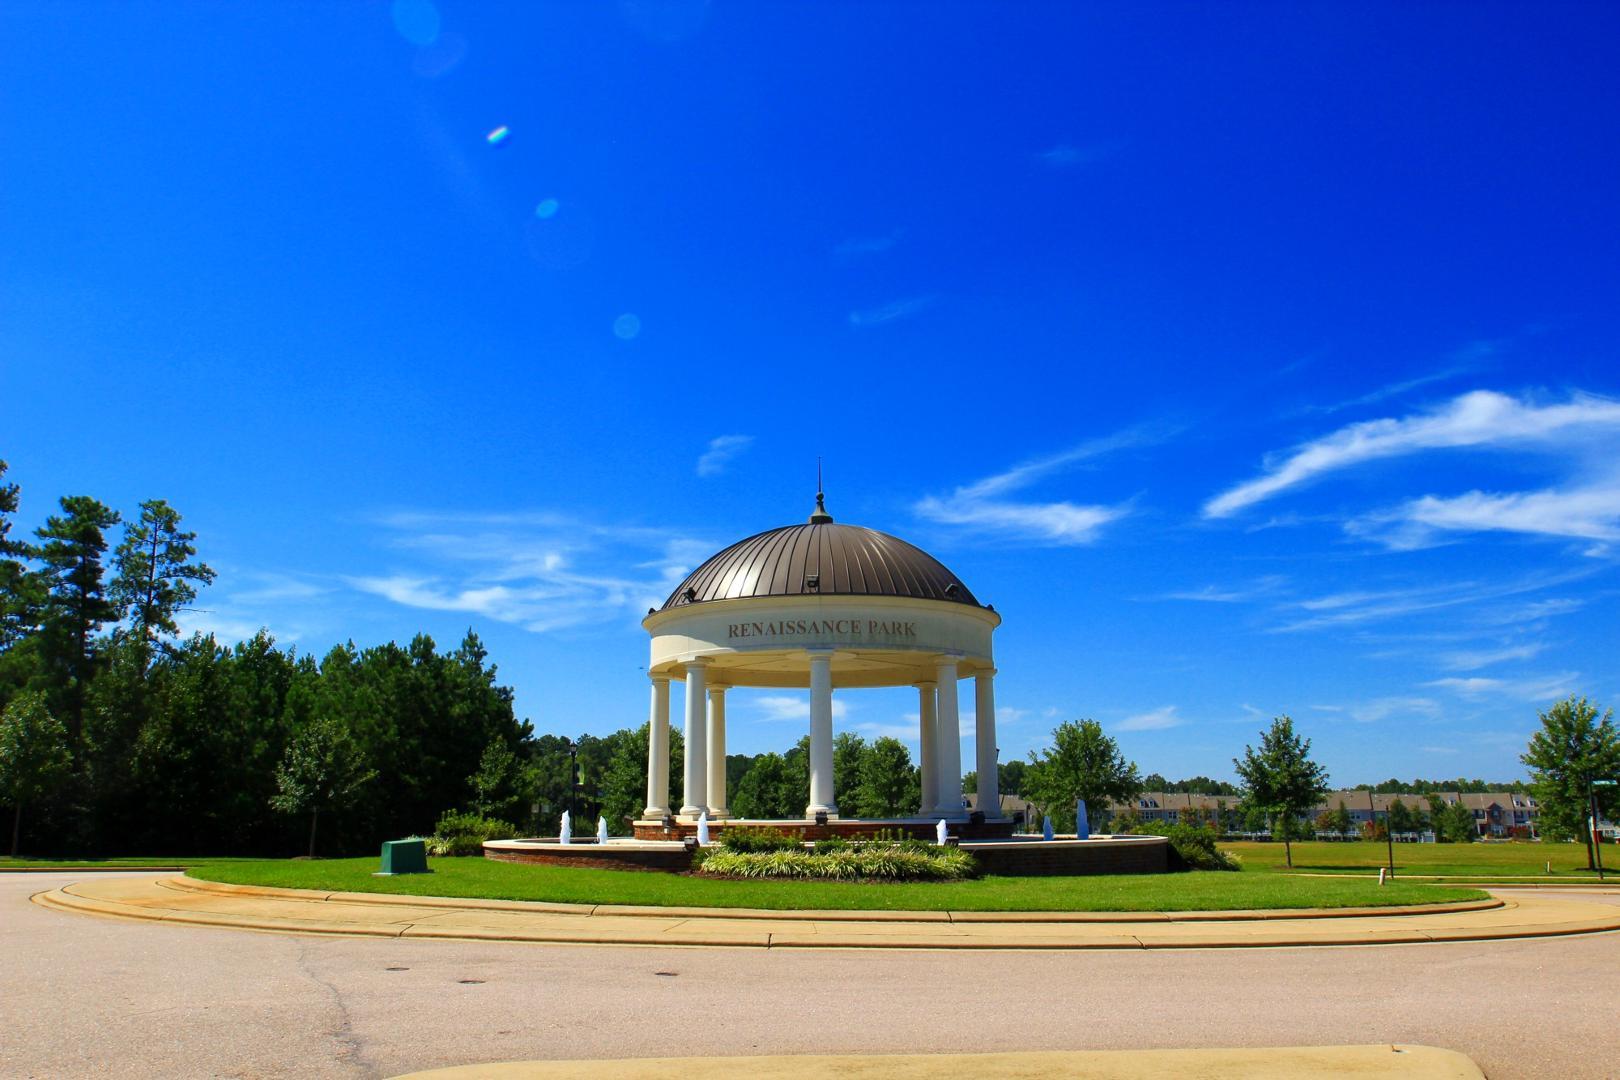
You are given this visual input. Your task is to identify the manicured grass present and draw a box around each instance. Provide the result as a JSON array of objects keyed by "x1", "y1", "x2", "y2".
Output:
[
  {"x1": 188, "y1": 857, "x2": 1486, "y2": 912},
  {"x1": 1222, "y1": 839, "x2": 1609, "y2": 878},
  {"x1": 1, "y1": 856, "x2": 257, "y2": 869}
]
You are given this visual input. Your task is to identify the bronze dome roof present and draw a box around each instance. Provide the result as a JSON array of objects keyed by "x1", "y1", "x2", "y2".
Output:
[{"x1": 660, "y1": 506, "x2": 981, "y2": 611}]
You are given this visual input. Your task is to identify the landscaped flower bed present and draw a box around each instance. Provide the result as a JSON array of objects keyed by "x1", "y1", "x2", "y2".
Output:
[{"x1": 695, "y1": 829, "x2": 979, "y2": 881}]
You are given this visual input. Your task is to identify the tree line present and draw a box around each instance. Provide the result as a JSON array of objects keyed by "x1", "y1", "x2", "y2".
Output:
[{"x1": 3, "y1": 458, "x2": 1614, "y2": 864}]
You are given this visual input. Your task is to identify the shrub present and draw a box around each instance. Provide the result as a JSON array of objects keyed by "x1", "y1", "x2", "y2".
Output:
[
  {"x1": 1125, "y1": 821, "x2": 1240, "y2": 871},
  {"x1": 429, "y1": 810, "x2": 518, "y2": 857},
  {"x1": 719, "y1": 826, "x2": 803, "y2": 853},
  {"x1": 812, "y1": 836, "x2": 851, "y2": 854},
  {"x1": 698, "y1": 842, "x2": 979, "y2": 881}
]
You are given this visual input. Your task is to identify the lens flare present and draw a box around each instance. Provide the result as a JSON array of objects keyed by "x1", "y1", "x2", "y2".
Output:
[
  {"x1": 391, "y1": 0, "x2": 440, "y2": 46},
  {"x1": 486, "y1": 125, "x2": 510, "y2": 146},
  {"x1": 534, "y1": 199, "x2": 559, "y2": 219},
  {"x1": 613, "y1": 314, "x2": 642, "y2": 340}
]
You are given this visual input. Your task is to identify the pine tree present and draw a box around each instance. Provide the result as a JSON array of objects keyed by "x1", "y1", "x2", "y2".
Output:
[
  {"x1": 1233, "y1": 716, "x2": 1330, "y2": 868},
  {"x1": 0, "y1": 460, "x2": 41, "y2": 655},
  {"x1": 110, "y1": 499, "x2": 215, "y2": 668},
  {"x1": 35, "y1": 497, "x2": 121, "y2": 741},
  {"x1": 1522, "y1": 696, "x2": 1619, "y2": 869}
]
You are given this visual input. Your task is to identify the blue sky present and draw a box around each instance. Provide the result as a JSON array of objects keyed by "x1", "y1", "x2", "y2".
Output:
[{"x1": 4, "y1": 2, "x2": 1618, "y2": 784}]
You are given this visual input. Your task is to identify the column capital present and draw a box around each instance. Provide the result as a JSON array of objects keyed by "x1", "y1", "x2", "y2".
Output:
[
  {"x1": 805, "y1": 648, "x2": 836, "y2": 660},
  {"x1": 708, "y1": 683, "x2": 730, "y2": 697},
  {"x1": 648, "y1": 672, "x2": 672, "y2": 684},
  {"x1": 977, "y1": 667, "x2": 998, "y2": 678},
  {"x1": 911, "y1": 678, "x2": 938, "y2": 689},
  {"x1": 681, "y1": 656, "x2": 712, "y2": 670}
]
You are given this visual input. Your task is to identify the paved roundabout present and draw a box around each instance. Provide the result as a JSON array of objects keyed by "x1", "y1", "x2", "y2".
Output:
[
  {"x1": 33, "y1": 873, "x2": 1620, "y2": 949},
  {"x1": 9, "y1": 872, "x2": 1620, "y2": 1079}
]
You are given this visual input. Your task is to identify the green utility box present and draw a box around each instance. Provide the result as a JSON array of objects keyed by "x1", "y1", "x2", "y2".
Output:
[{"x1": 377, "y1": 838, "x2": 430, "y2": 875}]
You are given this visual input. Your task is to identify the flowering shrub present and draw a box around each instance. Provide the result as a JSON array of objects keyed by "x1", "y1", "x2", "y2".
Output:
[{"x1": 698, "y1": 843, "x2": 978, "y2": 881}]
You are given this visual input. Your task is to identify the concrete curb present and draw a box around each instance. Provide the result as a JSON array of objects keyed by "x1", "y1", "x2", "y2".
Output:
[
  {"x1": 388, "y1": 1045, "x2": 1485, "y2": 1079},
  {"x1": 31, "y1": 875, "x2": 1620, "y2": 951}
]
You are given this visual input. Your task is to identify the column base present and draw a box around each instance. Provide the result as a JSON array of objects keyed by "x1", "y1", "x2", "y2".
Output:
[
  {"x1": 678, "y1": 805, "x2": 709, "y2": 819},
  {"x1": 642, "y1": 805, "x2": 671, "y2": 820},
  {"x1": 804, "y1": 804, "x2": 839, "y2": 819}
]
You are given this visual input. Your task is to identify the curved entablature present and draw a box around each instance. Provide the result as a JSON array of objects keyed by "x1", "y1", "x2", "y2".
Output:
[{"x1": 644, "y1": 594, "x2": 997, "y2": 687}]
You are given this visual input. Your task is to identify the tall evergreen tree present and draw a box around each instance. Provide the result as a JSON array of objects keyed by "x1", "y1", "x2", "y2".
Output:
[
  {"x1": 1233, "y1": 715, "x2": 1330, "y2": 868},
  {"x1": 1522, "y1": 695, "x2": 1619, "y2": 869},
  {"x1": 35, "y1": 496, "x2": 121, "y2": 741},
  {"x1": 110, "y1": 499, "x2": 215, "y2": 668},
  {"x1": 0, "y1": 460, "x2": 40, "y2": 658}
]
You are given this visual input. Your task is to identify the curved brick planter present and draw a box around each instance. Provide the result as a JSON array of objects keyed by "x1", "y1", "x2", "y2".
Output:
[{"x1": 483, "y1": 834, "x2": 1169, "y2": 876}]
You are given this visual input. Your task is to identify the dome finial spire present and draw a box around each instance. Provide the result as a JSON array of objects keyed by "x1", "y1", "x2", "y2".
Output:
[{"x1": 809, "y1": 457, "x2": 833, "y2": 523}]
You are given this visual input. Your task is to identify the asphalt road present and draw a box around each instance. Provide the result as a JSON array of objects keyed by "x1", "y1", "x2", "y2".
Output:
[{"x1": 3, "y1": 873, "x2": 1617, "y2": 1080}]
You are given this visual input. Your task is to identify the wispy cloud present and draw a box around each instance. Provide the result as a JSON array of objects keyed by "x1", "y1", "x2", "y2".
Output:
[
  {"x1": 1273, "y1": 567, "x2": 1599, "y2": 633},
  {"x1": 1437, "y1": 641, "x2": 1548, "y2": 671},
  {"x1": 1424, "y1": 671, "x2": 1580, "y2": 703},
  {"x1": 834, "y1": 231, "x2": 902, "y2": 259},
  {"x1": 349, "y1": 510, "x2": 712, "y2": 633},
  {"x1": 848, "y1": 295, "x2": 934, "y2": 328},
  {"x1": 1348, "y1": 478, "x2": 1620, "y2": 551},
  {"x1": 696, "y1": 434, "x2": 753, "y2": 478},
  {"x1": 1158, "y1": 576, "x2": 1287, "y2": 604},
  {"x1": 1117, "y1": 705, "x2": 1182, "y2": 732},
  {"x1": 914, "y1": 426, "x2": 1172, "y2": 545},
  {"x1": 1205, "y1": 389, "x2": 1620, "y2": 518},
  {"x1": 750, "y1": 695, "x2": 849, "y2": 723},
  {"x1": 1302, "y1": 362, "x2": 1483, "y2": 414},
  {"x1": 1036, "y1": 142, "x2": 1114, "y2": 168},
  {"x1": 1313, "y1": 697, "x2": 1442, "y2": 724}
]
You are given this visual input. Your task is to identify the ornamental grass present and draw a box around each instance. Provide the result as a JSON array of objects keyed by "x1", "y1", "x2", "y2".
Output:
[{"x1": 697, "y1": 843, "x2": 978, "y2": 882}]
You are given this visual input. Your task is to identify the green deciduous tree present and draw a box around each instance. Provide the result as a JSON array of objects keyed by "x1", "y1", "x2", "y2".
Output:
[
  {"x1": 1332, "y1": 799, "x2": 1353, "y2": 836},
  {"x1": 854, "y1": 736, "x2": 919, "y2": 817},
  {"x1": 1233, "y1": 716, "x2": 1329, "y2": 868},
  {"x1": 110, "y1": 499, "x2": 215, "y2": 669},
  {"x1": 469, "y1": 737, "x2": 525, "y2": 824},
  {"x1": 833, "y1": 732, "x2": 867, "y2": 807},
  {"x1": 0, "y1": 691, "x2": 73, "y2": 856},
  {"x1": 1024, "y1": 720, "x2": 1143, "y2": 833},
  {"x1": 1522, "y1": 696, "x2": 1620, "y2": 868},
  {"x1": 270, "y1": 715, "x2": 376, "y2": 858}
]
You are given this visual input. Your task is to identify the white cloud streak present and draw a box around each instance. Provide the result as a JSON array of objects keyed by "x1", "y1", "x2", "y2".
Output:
[
  {"x1": 349, "y1": 511, "x2": 713, "y2": 633},
  {"x1": 848, "y1": 295, "x2": 934, "y2": 327},
  {"x1": 1424, "y1": 672, "x2": 1581, "y2": 703},
  {"x1": 1205, "y1": 390, "x2": 1620, "y2": 518},
  {"x1": 1117, "y1": 705, "x2": 1182, "y2": 731},
  {"x1": 915, "y1": 426, "x2": 1171, "y2": 545},
  {"x1": 1349, "y1": 480, "x2": 1620, "y2": 550},
  {"x1": 696, "y1": 434, "x2": 753, "y2": 478}
]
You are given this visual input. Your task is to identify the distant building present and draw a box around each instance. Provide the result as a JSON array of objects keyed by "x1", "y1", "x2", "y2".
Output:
[{"x1": 972, "y1": 789, "x2": 1543, "y2": 839}]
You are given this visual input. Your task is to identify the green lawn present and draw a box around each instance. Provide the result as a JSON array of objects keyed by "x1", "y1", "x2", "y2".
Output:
[
  {"x1": 1223, "y1": 839, "x2": 1609, "y2": 877},
  {"x1": 188, "y1": 857, "x2": 1486, "y2": 912},
  {"x1": 1, "y1": 856, "x2": 256, "y2": 869}
]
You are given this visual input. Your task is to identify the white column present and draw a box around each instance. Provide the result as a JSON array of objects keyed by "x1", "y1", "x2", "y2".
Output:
[
  {"x1": 806, "y1": 650, "x2": 838, "y2": 817},
  {"x1": 915, "y1": 680, "x2": 938, "y2": 816},
  {"x1": 975, "y1": 669, "x2": 1000, "y2": 818},
  {"x1": 707, "y1": 684, "x2": 729, "y2": 817},
  {"x1": 680, "y1": 660, "x2": 708, "y2": 817},
  {"x1": 934, "y1": 657, "x2": 964, "y2": 817},
  {"x1": 643, "y1": 675, "x2": 671, "y2": 818}
]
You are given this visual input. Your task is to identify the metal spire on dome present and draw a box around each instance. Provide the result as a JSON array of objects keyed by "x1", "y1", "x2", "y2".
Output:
[{"x1": 808, "y1": 458, "x2": 833, "y2": 523}]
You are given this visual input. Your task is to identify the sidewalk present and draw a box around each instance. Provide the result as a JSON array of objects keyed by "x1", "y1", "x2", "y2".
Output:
[{"x1": 33, "y1": 875, "x2": 1620, "y2": 950}]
